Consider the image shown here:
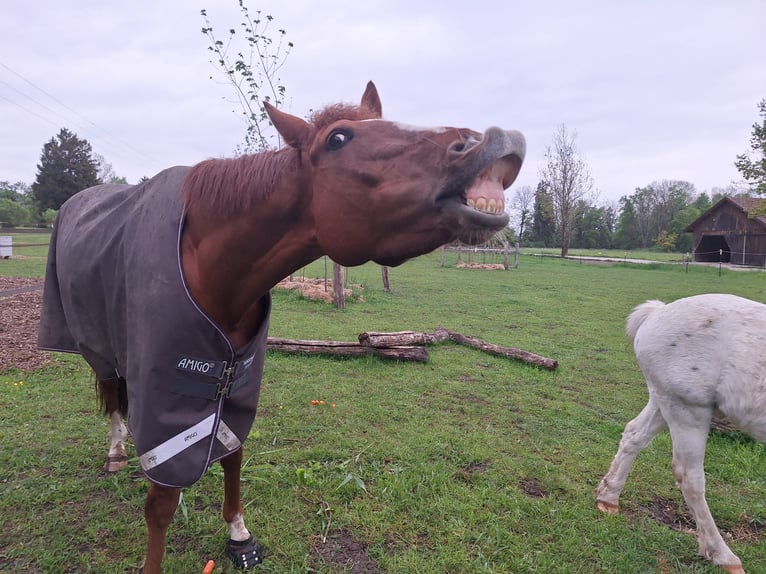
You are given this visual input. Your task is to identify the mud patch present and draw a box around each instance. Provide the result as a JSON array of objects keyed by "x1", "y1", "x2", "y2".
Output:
[
  {"x1": 519, "y1": 477, "x2": 548, "y2": 499},
  {"x1": 630, "y1": 496, "x2": 766, "y2": 542},
  {"x1": 728, "y1": 519, "x2": 766, "y2": 542},
  {"x1": 454, "y1": 461, "x2": 489, "y2": 482},
  {"x1": 312, "y1": 530, "x2": 381, "y2": 573},
  {"x1": 630, "y1": 496, "x2": 695, "y2": 533}
]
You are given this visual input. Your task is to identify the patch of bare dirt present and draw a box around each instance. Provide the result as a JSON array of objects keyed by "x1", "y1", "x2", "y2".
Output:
[
  {"x1": 0, "y1": 277, "x2": 49, "y2": 372},
  {"x1": 632, "y1": 496, "x2": 696, "y2": 533},
  {"x1": 519, "y1": 477, "x2": 549, "y2": 499},
  {"x1": 630, "y1": 496, "x2": 766, "y2": 543},
  {"x1": 455, "y1": 461, "x2": 489, "y2": 483},
  {"x1": 276, "y1": 276, "x2": 363, "y2": 304},
  {"x1": 312, "y1": 530, "x2": 381, "y2": 573}
]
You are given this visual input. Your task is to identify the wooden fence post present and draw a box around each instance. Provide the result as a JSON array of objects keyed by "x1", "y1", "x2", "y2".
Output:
[{"x1": 333, "y1": 262, "x2": 345, "y2": 309}]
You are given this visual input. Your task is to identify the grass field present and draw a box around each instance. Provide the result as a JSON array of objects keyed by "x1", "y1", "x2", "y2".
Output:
[{"x1": 1, "y1": 244, "x2": 765, "y2": 573}]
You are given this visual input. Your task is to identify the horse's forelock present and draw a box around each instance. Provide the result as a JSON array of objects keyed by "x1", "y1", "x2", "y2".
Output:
[{"x1": 308, "y1": 103, "x2": 381, "y2": 133}]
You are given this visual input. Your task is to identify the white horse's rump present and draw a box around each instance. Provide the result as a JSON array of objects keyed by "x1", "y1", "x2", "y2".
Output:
[{"x1": 596, "y1": 293, "x2": 766, "y2": 574}]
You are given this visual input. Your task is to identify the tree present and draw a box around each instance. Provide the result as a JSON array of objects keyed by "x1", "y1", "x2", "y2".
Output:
[
  {"x1": 0, "y1": 198, "x2": 29, "y2": 227},
  {"x1": 509, "y1": 185, "x2": 534, "y2": 242},
  {"x1": 0, "y1": 180, "x2": 29, "y2": 202},
  {"x1": 31, "y1": 128, "x2": 100, "y2": 212},
  {"x1": 539, "y1": 124, "x2": 594, "y2": 256},
  {"x1": 528, "y1": 182, "x2": 556, "y2": 247},
  {"x1": 0, "y1": 181, "x2": 33, "y2": 227},
  {"x1": 94, "y1": 153, "x2": 128, "y2": 184},
  {"x1": 614, "y1": 196, "x2": 640, "y2": 249},
  {"x1": 201, "y1": 3, "x2": 293, "y2": 152},
  {"x1": 667, "y1": 193, "x2": 711, "y2": 252},
  {"x1": 735, "y1": 98, "x2": 766, "y2": 195},
  {"x1": 621, "y1": 180, "x2": 695, "y2": 249},
  {"x1": 571, "y1": 201, "x2": 615, "y2": 249}
]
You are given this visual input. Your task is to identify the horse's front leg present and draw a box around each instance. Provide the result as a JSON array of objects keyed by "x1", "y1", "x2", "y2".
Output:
[
  {"x1": 221, "y1": 447, "x2": 262, "y2": 568},
  {"x1": 142, "y1": 483, "x2": 181, "y2": 574}
]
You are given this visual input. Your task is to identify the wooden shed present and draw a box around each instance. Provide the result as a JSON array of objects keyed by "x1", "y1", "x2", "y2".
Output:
[{"x1": 684, "y1": 196, "x2": 766, "y2": 266}]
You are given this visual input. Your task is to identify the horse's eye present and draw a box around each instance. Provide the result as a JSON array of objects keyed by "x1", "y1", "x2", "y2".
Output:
[{"x1": 326, "y1": 129, "x2": 352, "y2": 151}]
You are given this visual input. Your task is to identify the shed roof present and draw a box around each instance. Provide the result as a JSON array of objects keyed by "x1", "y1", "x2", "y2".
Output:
[{"x1": 684, "y1": 195, "x2": 766, "y2": 232}]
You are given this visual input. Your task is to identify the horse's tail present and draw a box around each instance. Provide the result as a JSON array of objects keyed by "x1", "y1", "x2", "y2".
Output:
[
  {"x1": 626, "y1": 300, "x2": 666, "y2": 342},
  {"x1": 96, "y1": 373, "x2": 129, "y2": 418}
]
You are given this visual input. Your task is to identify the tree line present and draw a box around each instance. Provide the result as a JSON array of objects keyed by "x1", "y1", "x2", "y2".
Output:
[
  {"x1": 0, "y1": 128, "x2": 131, "y2": 227},
  {"x1": 510, "y1": 98, "x2": 766, "y2": 254},
  {"x1": 512, "y1": 178, "x2": 737, "y2": 253}
]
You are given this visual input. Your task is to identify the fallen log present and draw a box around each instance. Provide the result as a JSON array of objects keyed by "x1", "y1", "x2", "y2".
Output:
[
  {"x1": 357, "y1": 330, "x2": 448, "y2": 347},
  {"x1": 358, "y1": 328, "x2": 558, "y2": 371},
  {"x1": 267, "y1": 337, "x2": 429, "y2": 362}
]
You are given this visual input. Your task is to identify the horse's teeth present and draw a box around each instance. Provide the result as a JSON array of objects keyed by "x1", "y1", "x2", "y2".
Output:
[{"x1": 467, "y1": 197, "x2": 504, "y2": 214}]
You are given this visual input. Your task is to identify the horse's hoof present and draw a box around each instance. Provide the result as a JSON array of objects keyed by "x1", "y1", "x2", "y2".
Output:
[
  {"x1": 596, "y1": 500, "x2": 619, "y2": 515},
  {"x1": 722, "y1": 565, "x2": 745, "y2": 574},
  {"x1": 226, "y1": 535, "x2": 262, "y2": 569},
  {"x1": 103, "y1": 454, "x2": 129, "y2": 473}
]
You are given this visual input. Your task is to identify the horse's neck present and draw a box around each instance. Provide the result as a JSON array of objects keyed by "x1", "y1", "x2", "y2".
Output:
[{"x1": 181, "y1": 186, "x2": 320, "y2": 348}]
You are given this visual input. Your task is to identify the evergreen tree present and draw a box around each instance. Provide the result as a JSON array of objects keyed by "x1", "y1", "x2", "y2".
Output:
[
  {"x1": 614, "y1": 196, "x2": 640, "y2": 249},
  {"x1": 529, "y1": 182, "x2": 556, "y2": 247},
  {"x1": 31, "y1": 128, "x2": 100, "y2": 212}
]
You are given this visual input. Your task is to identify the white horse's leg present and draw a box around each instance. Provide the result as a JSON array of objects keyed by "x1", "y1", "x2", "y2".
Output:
[
  {"x1": 663, "y1": 403, "x2": 744, "y2": 574},
  {"x1": 596, "y1": 395, "x2": 667, "y2": 513}
]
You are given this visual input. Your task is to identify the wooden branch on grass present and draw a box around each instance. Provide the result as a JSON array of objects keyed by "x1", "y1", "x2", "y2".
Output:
[
  {"x1": 267, "y1": 328, "x2": 557, "y2": 370},
  {"x1": 358, "y1": 328, "x2": 558, "y2": 371},
  {"x1": 267, "y1": 337, "x2": 429, "y2": 362}
]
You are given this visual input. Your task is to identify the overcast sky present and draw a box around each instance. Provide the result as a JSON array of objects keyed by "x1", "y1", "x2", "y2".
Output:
[{"x1": 1, "y1": 0, "x2": 764, "y2": 204}]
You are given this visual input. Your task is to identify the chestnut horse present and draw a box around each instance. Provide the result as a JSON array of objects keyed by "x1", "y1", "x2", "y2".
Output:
[{"x1": 38, "y1": 82, "x2": 526, "y2": 573}]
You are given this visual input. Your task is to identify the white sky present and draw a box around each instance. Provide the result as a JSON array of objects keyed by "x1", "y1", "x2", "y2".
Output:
[{"x1": 1, "y1": 0, "x2": 764, "y2": 203}]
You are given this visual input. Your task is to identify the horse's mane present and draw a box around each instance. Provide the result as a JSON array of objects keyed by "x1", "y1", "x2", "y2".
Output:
[{"x1": 181, "y1": 103, "x2": 379, "y2": 219}]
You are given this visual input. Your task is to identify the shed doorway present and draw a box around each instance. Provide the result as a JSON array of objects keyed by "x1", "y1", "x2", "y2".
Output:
[{"x1": 695, "y1": 235, "x2": 730, "y2": 262}]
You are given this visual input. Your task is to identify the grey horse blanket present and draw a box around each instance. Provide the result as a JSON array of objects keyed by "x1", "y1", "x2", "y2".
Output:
[{"x1": 38, "y1": 167, "x2": 271, "y2": 488}]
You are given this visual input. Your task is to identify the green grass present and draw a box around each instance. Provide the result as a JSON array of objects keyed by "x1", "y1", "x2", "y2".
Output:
[
  {"x1": 0, "y1": 232, "x2": 50, "y2": 277},
  {"x1": 1, "y1": 252, "x2": 766, "y2": 573}
]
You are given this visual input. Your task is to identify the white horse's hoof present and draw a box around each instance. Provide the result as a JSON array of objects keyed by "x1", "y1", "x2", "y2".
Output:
[{"x1": 596, "y1": 500, "x2": 620, "y2": 515}]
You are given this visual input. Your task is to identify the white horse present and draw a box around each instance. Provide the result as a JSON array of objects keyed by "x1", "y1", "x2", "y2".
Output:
[{"x1": 595, "y1": 293, "x2": 766, "y2": 574}]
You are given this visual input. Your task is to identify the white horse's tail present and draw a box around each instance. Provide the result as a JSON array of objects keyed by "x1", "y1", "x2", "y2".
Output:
[{"x1": 626, "y1": 300, "x2": 666, "y2": 341}]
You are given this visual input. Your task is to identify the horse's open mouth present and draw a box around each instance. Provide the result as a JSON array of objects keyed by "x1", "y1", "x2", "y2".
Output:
[
  {"x1": 446, "y1": 153, "x2": 521, "y2": 229},
  {"x1": 462, "y1": 155, "x2": 520, "y2": 216}
]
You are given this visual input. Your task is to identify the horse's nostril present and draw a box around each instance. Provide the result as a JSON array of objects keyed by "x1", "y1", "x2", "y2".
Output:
[{"x1": 450, "y1": 141, "x2": 466, "y2": 153}]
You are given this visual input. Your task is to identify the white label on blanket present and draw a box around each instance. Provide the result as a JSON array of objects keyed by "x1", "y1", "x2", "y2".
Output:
[
  {"x1": 139, "y1": 414, "x2": 215, "y2": 471},
  {"x1": 216, "y1": 419, "x2": 241, "y2": 451}
]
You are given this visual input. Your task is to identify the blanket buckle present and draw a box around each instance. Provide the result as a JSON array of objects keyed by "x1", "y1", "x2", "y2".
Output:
[
  {"x1": 216, "y1": 363, "x2": 235, "y2": 398},
  {"x1": 216, "y1": 380, "x2": 232, "y2": 399}
]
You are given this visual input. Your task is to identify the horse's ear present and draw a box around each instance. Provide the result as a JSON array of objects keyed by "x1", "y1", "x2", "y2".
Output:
[
  {"x1": 361, "y1": 81, "x2": 382, "y2": 118},
  {"x1": 264, "y1": 102, "x2": 311, "y2": 149}
]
